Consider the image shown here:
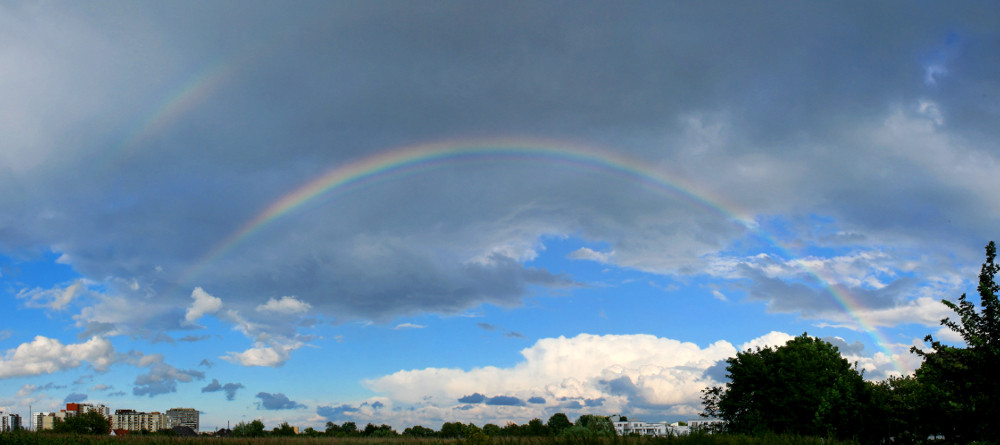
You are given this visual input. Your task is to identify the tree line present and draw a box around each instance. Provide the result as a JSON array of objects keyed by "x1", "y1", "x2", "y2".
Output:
[
  {"x1": 228, "y1": 413, "x2": 615, "y2": 438},
  {"x1": 701, "y1": 241, "x2": 1000, "y2": 444}
]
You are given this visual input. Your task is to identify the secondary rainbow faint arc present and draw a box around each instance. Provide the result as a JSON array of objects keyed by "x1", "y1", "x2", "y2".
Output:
[{"x1": 186, "y1": 138, "x2": 905, "y2": 374}]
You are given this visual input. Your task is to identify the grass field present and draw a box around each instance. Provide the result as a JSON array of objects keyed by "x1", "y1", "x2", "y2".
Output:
[{"x1": 0, "y1": 432, "x2": 854, "y2": 445}]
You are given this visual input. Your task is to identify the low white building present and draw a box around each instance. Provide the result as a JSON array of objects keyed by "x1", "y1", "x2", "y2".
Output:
[{"x1": 612, "y1": 417, "x2": 724, "y2": 436}]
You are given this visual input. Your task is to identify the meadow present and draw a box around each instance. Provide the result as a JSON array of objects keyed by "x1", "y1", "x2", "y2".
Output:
[{"x1": 0, "y1": 432, "x2": 855, "y2": 445}]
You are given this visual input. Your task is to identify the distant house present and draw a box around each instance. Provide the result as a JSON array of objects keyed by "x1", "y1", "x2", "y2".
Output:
[{"x1": 610, "y1": 416, "x2": 723, "y2": 436}]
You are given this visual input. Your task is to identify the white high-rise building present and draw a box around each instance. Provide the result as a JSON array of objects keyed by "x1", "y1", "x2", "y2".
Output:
[{"x1": 1, "y1": 413, "x2": 23, "y2": 431}]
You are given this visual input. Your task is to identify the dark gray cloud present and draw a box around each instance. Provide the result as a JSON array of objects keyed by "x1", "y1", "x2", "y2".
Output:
[
  {"x1": 485, "y1": 396, "x2": 525, "y2": 406},
  {"x1": 201, "y1": 378, "x2": 245, "y2": 401},
  {"x1": 527, "y1": 397, "x2": 546, "y2": 404},
  {"x1": 256, "y1": 392, "x2": 306, "y2": 410},
  {"x1": 2, "y1": 1, "x2": 999, "y2": 338},
  {"x1": 457, "y1": 393, "x2": 486, "y2": 404},
  {"x1": 64, "y1": 392, "x2": 88, "y2": 403}
]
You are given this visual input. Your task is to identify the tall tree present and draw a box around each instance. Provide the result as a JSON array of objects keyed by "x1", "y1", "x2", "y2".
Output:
[
  {"x1": 912, "y1": 241, "x2": 1000, "y2": 442},
  {"x1": 546, "y1": 413, "x2": 571, "y2": 436},
  {"x1": 713, "y1": 334, "x2": 873, "y2": 440}
]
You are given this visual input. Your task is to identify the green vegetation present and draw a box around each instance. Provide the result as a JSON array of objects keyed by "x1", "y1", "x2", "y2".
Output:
[{"x1": 705, "y1": 241, "x2": 1000, "y2": 444}]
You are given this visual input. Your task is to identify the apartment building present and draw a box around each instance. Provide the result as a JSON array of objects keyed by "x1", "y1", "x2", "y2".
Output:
[
  {"x1": 112, "y1": 409, "x2": 168, "y2": 432},
  {"x1": 1, "y1": 413, "x2": 23, "y2": 432},
  {"x1": 166, "y1": 407, "x2": 199, "y2": 431}
]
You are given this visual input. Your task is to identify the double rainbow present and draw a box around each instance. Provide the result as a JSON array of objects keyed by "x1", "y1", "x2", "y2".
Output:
[{"x1": 177, "y1": 138, "x2": 904, "y2": 375}]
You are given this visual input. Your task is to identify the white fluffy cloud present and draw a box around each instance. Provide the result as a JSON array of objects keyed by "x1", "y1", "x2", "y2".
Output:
[
  {"x1": 0, "y1": 336, "x2": 115, "y2": 378},
  {"x1": 185, "y1": 287, "x2": 223, "y2": 323},
  {"x1": 256, "y1": 296, "x2": 311, "y2": 315},
  {"x1": 364, "y1": 333, "x2": 738, "y2": 421},
  {"x1": 221, "y1": 340, "x2": 303, "y2": 367}
]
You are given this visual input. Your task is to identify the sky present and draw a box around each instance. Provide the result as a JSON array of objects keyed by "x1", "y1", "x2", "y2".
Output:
[{"x1": 1, "y1": 0, "x2": 999, "y2": 433}]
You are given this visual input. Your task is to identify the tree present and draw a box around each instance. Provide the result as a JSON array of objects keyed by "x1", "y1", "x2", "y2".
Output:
[
  {"x1": 403, "y1": 425, "x2": 436, "y2": 437},
  {"x1": 440, "y1": 421, "x2": 466, "y2": 438},
  {"x1": 912, "y1": 241, "x2": 1000, "y2": 443},
  {"x1": 546, "y1": 413, "x2": 571, "y2": 436},
  {"x1": 232, "y1": 419, "x2": 266, "y2": 437},
  {"x1": 712, "y1": 334, "x2": 873, "y2": 440},
  {"x1": 575, "y1": 415, "x2": 614, "y2": 436},
  {"x1": 482, "y1": 423, "x2": 501, "y2": 437},
  {"x1": 527, "y1": 418, "x2": 548, "y2": 436},
  {"x1": 51, "y1": 411, "x2": 111, "y2": 435},
  {"x1": 341, "y1": 421, "x2": 358, "y2": 436},
  {"x1": 272, "y1": 422, "x2": 296, "y2": 436}
]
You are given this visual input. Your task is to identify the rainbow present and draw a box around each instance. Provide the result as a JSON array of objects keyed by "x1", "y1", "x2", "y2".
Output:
[
  {"x1": 96, "y1": 61, "x2": 236, "y2": 172},
  {"x1": 183, "y1": 138, "x2": 906, "y2": 374}
]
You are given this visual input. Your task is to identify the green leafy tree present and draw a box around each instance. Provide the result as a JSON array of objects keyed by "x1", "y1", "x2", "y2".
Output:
[
  {"x1": 714, "y1": 333, "x2": 873, "y2": 440},
  {"x1": 527, "y1": 418, "x2": 548, "y2": 436},
  {"x1": 440, "y1": 421, "x2": 466, "y2": 438},
  {"x1": 482, "y1": 423, "x2": 501, "y2": 437},
  {"x1": 272, "y1": 422, "x2": 296, "y2": 436},
  {"x1": 51, "y1": 411, "x2": 111, "y2": 435},
  {"x1": 303, "y1": 427, "x2": 321, "y2": 436},
  {"x1": 341, "y1": 421, "x2": 358, "y2": 436},
  {"x1": 575, "y1": 414, "x2": 614, "y2": 436},
  {"x1": 324, "y1": 421, "x2": 342, "y2": 436},
  {"x1": 546, "y1": 413, "x2": 571, "y2": 436},
  {"x1": 232, "y1": 419, "x2": 266, "y2": 437},
  {"x1": 403, "y1": 425, "x2": 436, "y2": 437},
  {"x1": 912, "y1": 241, "x2": 1000, "y2": 443}
]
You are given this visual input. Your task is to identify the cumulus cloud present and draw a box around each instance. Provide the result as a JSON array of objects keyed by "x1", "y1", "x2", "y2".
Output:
[
  {"x1": 0, "y1": 336, "x2": 115, "y2": 378},
  {"x1": 366, "y1": 333, "x2": 740, "y2": 420},
  {"x1": 186, "y1": 287, "x2": 223, "y2": 324},
  {"x1": 222, "y1": 340, "x2": 303, "y2": 367},
  {"x1": 256, "y1": 392, "x2": 306, "y2": 410}
]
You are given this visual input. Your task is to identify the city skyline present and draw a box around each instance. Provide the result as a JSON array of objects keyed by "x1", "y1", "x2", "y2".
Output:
[{"x1": 2, "y1": 0, "x2": 1000, "y2": 432}]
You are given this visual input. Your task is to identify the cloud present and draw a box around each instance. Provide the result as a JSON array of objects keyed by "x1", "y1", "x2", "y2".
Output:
[
  {"x1": 132, "y1": 356, "x2": 205, "y2": 397},
  {"x1": 222, "y1": 340, "x2": 303, "y2": 367},
  {"x1": 256, "y1": 392, "x2": 306, "y2": 410},
  {"x1": 256, "y1": 296, "x2": 312, "y2": 315},
  {"x1": 17, "y1": 280, "x2": 85, "y2": 310},
  {"x1": 457, "y1": 393, "x2": 486, "y2": 404},
  {"x1": 477, "y1": 323, "x2": 497, "y2": 331},
  {"x1": 365, "y1": 333, "x2": 741, "y2": 420},
  {"x1": 567, "y1": 247, "x2": 614, "y2": 264},
  {"x1": 485, "y1": 395, "x2": 525, "y2": 406},
  {"x1": 202, "y1": 378, "x2": 245, "y2": 401},
  {"x1": 0, "y1": 336, "x2": 115, "y2": 378},
  {"x1": 178, "y1": 334, "x2": 211, "y2": 342},
  {"x1": 64, "y1": 392, "x2": 88, "y2": 403},
  {"x1": 185, "y1": 287, "x2": 223, "y2": 324},
  {"x1": 394, "y1": 323, "x2": 425, "y2": 330},
  {"x1": 92, "y1": 384, "x2": 112, "y2": 391}
]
